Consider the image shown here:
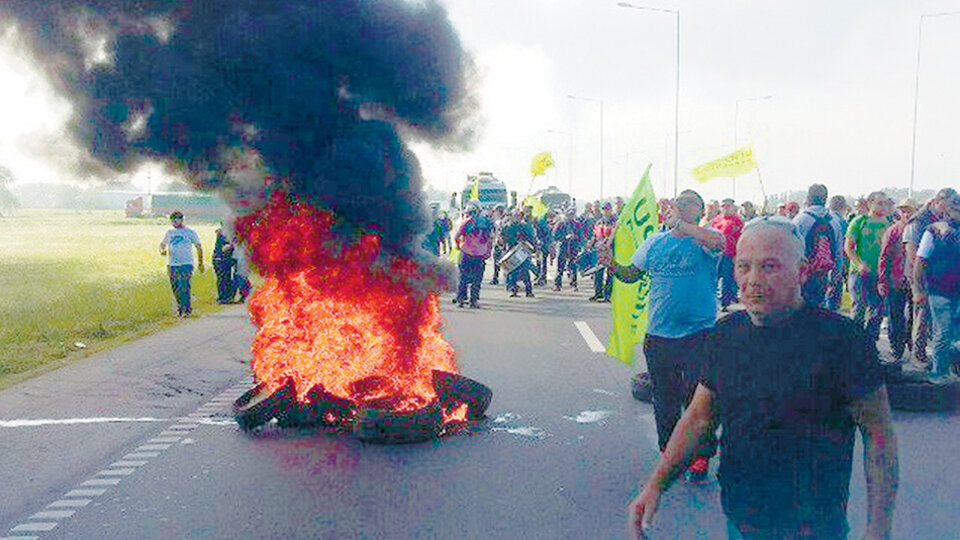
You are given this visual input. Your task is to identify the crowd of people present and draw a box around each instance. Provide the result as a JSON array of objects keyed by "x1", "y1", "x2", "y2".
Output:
[{"x1": 443, "y1": 183, "x2": 960, "y2": 537}]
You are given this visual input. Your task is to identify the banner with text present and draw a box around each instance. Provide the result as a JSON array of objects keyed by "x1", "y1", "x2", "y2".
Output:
[{"x1": 690, "y1": 145, "x2": 757, "y2": 183}]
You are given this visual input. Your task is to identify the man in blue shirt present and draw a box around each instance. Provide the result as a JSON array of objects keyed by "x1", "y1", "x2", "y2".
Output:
[{"x1": 602, "y1": 189, "x2": 723, "y2": 481}]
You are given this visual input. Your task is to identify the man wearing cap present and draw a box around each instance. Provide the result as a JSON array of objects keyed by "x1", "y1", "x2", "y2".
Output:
[
  {"x1": 159, "y1": 211, "x2": 204, "y2": 317},
  {"x1": 711, "y1": 198, "x2": 744, "y2": 311},
  {"x1": 878, "y1": 198, "x2": 918, "y2": 361}
]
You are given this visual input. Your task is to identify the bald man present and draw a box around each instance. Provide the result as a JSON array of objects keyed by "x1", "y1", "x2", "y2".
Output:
[{"x1": 628, "y1": 217, "x2": 898, "y2": 540}]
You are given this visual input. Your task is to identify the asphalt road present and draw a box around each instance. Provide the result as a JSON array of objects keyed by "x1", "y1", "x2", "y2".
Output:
[{"x1": 1, "y1": 277, "x2": 959, "y2": 539}]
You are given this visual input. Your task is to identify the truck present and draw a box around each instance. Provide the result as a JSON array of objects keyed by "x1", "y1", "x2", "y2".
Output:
[
  {"x1": 531, "y1": 185, "x2": 572, "y2": 211},
  {"x1": 460, "y1": 172, "x2": 509, "y2": 209}
]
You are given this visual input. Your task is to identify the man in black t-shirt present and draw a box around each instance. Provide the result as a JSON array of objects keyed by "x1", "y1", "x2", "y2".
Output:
[{"x1": 628, "y1": 217, "x2": 898, "y2": 540}]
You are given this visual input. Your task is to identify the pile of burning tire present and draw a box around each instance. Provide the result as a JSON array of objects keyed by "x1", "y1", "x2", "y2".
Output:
[
  {"x1": 631, "y1": 364, "x2": 960, "y2": 412},
  {"x1": 233, "y1": 370, "x2": 492, "y2": 443}
]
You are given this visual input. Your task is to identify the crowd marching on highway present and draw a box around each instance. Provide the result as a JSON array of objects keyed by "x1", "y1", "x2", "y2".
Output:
[{"x1": 435, "y1": 182, "x2": 960, "y2": 539}]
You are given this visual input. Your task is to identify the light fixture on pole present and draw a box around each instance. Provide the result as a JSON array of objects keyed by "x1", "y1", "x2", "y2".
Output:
[
  {"x1": 567, "y1": 95, "x2": 604, "y2": 200},
  {"x1": 546, "y1": 129, "x2": 575, "y2": 195},
  {"x1": 733, "y1": 94, "x2": 772, "y2": 199},
  {"x1": 910, "y1": 11, "x2": 960, "y2": 198},
  {"x1": 617, "y1": 1, "x2": 680, "y2": 196}
]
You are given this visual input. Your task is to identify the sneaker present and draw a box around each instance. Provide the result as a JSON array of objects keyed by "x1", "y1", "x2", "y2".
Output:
[
  {"x1": 525, "y1": 291, "x2": 535, "y2": 298},
  {"x1": 554, "y1": 285, "x2": 561, "y2": 292},
  {"x1": 684, "y1": 456, "x2": 710, "y2": 483},
  {"x1": 510, "y1": 289, "x2": 519, "y2": 298},
  {"x1": 469, "y1": 300, "x2": 480, "y2": 309},
  {"x1": 489, "y1": 279, "x2": 499, "y2": 285}
]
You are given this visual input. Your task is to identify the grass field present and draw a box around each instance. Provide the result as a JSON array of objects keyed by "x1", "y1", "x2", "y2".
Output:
[{"x1": 0, "y1": 209, "x2": 232, "y2": 387}]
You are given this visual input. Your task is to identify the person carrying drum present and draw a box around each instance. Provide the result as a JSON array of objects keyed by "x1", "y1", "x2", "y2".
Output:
[
  {"x1": 501, "y1": 208, "x2": 538, "y2": 298},
  {"x1": 553, "y1": 206, "x2": 582, "y2": 291}
]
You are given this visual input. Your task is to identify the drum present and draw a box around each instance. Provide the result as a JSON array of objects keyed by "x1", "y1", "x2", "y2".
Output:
[{"x1": 499, "y1": 244, "x2": 531, "y2": 275}]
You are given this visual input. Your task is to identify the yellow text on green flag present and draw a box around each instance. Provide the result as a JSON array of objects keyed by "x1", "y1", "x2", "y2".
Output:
[
  {"x1": 690, "y1": 145, "x2": 757, "y2": 183},
  {"x1": 530, "y1": 151, "x2": 555, "y2": 177},
  {"x1": 607, "y1": 164, "x2": 659, "y2": 365}
]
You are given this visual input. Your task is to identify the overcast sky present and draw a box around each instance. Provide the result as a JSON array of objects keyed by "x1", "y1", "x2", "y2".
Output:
[{"x1": 2, "y1": 0, "x2": 960, "y2": 205}]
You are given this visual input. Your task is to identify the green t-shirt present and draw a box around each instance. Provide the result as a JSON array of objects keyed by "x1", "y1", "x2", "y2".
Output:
[{"x1": 845, "y1": 215, "x2": 889, "y2": 274}]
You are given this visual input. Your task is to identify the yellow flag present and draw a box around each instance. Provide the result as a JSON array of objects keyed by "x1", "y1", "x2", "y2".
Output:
[
  {"x1": 522, "y1": 194, "x2": 549, "y2": 219},
  {"x1": 690, "y1": 145, "x2": 757, "y2": 183},
  {"x1": 530, "y1": 151, "x2": 555, "y2": 177},
  {"x1": 470, "y1": 178, "x2": 479, "y2": 201},
  {"x1": 607, "y1": 164, "x2": 659, "y2": 365}
]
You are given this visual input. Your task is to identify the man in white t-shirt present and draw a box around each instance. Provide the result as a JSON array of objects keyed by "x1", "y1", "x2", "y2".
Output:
[{"x1": 159, "y1": 211, "x2": 204, "y2": 316}]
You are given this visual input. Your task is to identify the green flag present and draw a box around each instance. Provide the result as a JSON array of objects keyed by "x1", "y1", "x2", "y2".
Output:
[{"x1": 607, "y1": 164, "x2": 659, "y2": 365}]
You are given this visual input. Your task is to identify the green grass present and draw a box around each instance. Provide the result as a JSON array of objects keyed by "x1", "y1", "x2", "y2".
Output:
[{"x1": 0, "y1": 209, "x2": 231, "y2": 387}]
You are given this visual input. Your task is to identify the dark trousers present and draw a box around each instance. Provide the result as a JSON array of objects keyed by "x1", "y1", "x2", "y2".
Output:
[
  {"x1": 213, "y1": 257, "x2": 236, "y2": 303},
  {"x1": 886, "y1": 288, "x2": 910, "y2": 359},
  {"x1": 643, "y1": 330, "x2": 717, "y2": 458},
  {"x1": 457, "y1": 254, "x2": 485, "y2": 303},
  {"x1": 536, "y1": 248, "x2": 549, "y2": 284},
  {"x1": 717, "y1": 254, "x2": 738, "y2": 308},
  {"x1": 593, "y1": 267, "x2": 613, "y2": 299},
  {"x1": 507, "y1": 260, "x2": 533, "y2": 294},
  {"x1": 491, "y1": 245, "x2": 503, "y2": 283},
  {"x1": 168, "y1": 264, "x2": 194, "y2": 316},
  {"x1": 555, "y1": 248, "x2": 578, "y2": 289}
]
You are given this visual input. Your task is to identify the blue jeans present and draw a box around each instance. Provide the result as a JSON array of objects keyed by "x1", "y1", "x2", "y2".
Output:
[
  {"x1": 457, "y1": 254, "x2": 485, "y2": 303},
  {"x1": 928, "y1": 294, "x2": 960, "y2": 377},
  {"x1": 168, "y1": 264, "x2": 194, "y2": 316},
  {"x1": 849, "y1": 271, "x2": 884, "y2": 344},
  {"x1": 717, "y1": 255, "x2": 738, "y2": 308}
]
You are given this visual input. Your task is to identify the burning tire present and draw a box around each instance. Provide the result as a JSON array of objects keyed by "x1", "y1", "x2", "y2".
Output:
[
  {"x1": 432, "y1": 370, "x2": 493, "y2": 420},
  {"x1": 281, "y1": 384, "x2": 358, "y2": 429},
  {"x1": 354, "y1": 402, "x2": 443, "y2": 443},
  {"x1": 631, "y1": 372, "x2": 653, "y2": 403},
  {"x1": 233, "y1": 378, "x2": 297, "y2": 431}
]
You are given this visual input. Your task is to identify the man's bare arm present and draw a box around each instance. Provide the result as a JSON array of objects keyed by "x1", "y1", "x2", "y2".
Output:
[
  {"x1": 628, "y1": 385, "x2": 717, "y2": 537},
  {"x1": 608, "y1": 260, "x2": 645, "y2": 283},
  {"x1": 850, "y1": 385, "x2": 899, "y2": 540},
  {"x1": 674, "y1": 221, "x2": 723, "y2": 252},
  {"x1": 912, "y1": 258, "x2": 929, "y2": 303}
]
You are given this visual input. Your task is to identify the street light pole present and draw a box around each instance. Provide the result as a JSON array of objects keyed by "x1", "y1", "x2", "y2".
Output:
[
  {"x1": 910, "y1": 11, "x2": 960, "y2": 198},
  {"x1": 617, "y1": 2, "x2": 680, "y2": 196},
  {"x1": 567, "y1": 95, "x2": 604, "y2": 200},
  {"x1": 733, "y1": 94, "x2": 772, "y2": 199}
]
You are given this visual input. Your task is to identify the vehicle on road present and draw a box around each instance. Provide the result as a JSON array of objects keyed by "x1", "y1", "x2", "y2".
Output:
[{"x1": 460, "y1": 172, "x2": 508, "y2": 209}]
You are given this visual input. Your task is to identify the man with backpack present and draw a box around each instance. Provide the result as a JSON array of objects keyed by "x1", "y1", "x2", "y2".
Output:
[
  {"x1": 794, "y1": 184, "x2": 845, "y2": 310},
  {"x1": 845, "y1": 191, "x2": 893, "y2": 344}
]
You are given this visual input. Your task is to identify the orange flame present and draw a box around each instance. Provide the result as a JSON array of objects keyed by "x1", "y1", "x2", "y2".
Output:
[{"x1": 236, "y1": 193, "x2": 460, "y2": 415}]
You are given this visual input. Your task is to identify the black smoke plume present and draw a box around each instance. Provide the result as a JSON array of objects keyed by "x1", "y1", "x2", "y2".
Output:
[{"x1": 0, "y1": 0, "x2": 477, "y2": 253}]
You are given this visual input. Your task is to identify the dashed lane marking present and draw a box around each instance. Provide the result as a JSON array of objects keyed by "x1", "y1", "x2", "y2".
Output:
[
  {"x1": 47, "y1": 500, "x2": 91, "y2": 508},
  {"x1": 5, "y1": 376, "x2": 255, "y2": 539},
  {"x1": 574, "y1": 321, "x2": 607, "y2": 353}
]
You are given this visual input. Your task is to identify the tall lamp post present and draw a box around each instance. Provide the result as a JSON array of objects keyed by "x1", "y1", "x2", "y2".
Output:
[
  {"x1": 567, "y1": 95, "x2": 604, "y2": 200},
  {"x1": 547, "y1": 129, "x2": 575, "y2": 194},
  {"x1": 733, "y1": 94, "x2": 772, "y2": 199},
  {"x1": 910, "y1": 11, "x2": 960, "y2": 198},
  {"x1": 617, "y1": 1, "x2": 680, "y2": 196}
]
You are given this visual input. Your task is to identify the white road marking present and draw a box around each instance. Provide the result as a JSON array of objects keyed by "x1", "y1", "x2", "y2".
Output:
[
  {"x1": 111, "y1": 460, "x2": 148, "y2": 467},
  {"x1": 48, "y1": 499, "x2": 91, "y2": 508},
  {"x1": 123, "y1": 452, "x2": 159, "y2": 459},
  {"x1": 574, "y1": 321, "x2": 606, "y2": 353},
  {"x1": 64, "y1": 489, "x2": 106, "y2": 497},
  {"x1": 0, "y1": 417, "x2": 165, "y2": 428},
  {"x1": 136, "y1": 444, "x2": 171, "y2": 451},
  {"x1": 563, "y1": 410, "x2": 614, "y2": 424},
  {"x1": 171, "y1": 422, "x2": 199, "y2": 429},
  {"x1": 148, "y1": 437, "x2": 182, "y2": 443},
  {"x1": 1, "y1": 535, "x2": 39, "y2": 539},
  {"x1": 80, "y1": 478, "x2": 121, "y2": 486},
  {"x1": 98, "y1": 468, "x2": 135, "y2": 476},
  {"x1": 30, "y1": 510, "x2": 75, "y2": 520},
  {"x1": 11, "y1": 522, "x2": 57, "y2": 532}
]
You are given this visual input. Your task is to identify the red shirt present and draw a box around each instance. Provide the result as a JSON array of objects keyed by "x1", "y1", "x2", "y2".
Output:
[
  {"x1": 878, "y1": 219, "x2": 908, "y2": 291},
  {"x1": 711, "y1": 213, "x2": 744, "y2": 258}
]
